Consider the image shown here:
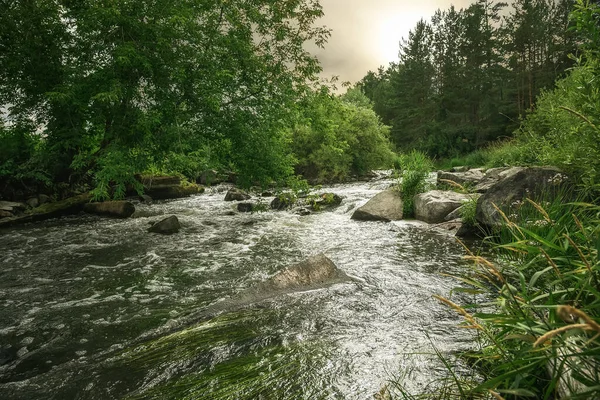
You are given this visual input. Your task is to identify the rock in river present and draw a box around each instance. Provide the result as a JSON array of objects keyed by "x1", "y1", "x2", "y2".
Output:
[
  {"x1": 437, "y1": 169, "x2": 484, "y2": 187},
  {"x1": 137, "y1": 175, "x2": 204, "y2": 200},
  {"x1": 351, "y1": 187, "x2": 403, "y2": 222},
  {"x1": 414, "y1": 190, "x2": 475, "y2": 224},
  {"x1": 262, "y1": 254, "x2": 347, "y2": 291},
  {"x1": 224, "y1": 188, "x2": 251, "y2": 202},
  {"x1": 84, "y1": 201, "x2": 136, "y2": 218},
  {"x1": 148, "y1": 215, "x2": 181, "y2": 234},
  {"x1": 237, "y1": 202, "x2": 254, "y2": 213}
]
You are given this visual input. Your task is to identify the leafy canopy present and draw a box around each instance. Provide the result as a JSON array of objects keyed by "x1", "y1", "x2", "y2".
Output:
[{"x1": 0, "y1": 0, "x2": 330, "y2": 198}]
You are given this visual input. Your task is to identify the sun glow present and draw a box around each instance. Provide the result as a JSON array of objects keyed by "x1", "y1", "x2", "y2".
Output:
[{"x1": 377, "y1": 17, "x2": 404, "y2": 63}]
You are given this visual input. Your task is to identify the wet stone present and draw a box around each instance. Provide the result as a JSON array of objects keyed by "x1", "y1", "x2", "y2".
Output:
[{"x1": 148, "y1": 215, "x2": 181, "y2": 234}]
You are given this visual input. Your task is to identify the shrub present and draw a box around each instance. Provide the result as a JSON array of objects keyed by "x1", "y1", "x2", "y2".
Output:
[
  {"x1": 0, "y1": 122, "x2": 51, "y2": 191},
  {"x1": 291, "y1": 87, "x2": 395, "y2": 182}
]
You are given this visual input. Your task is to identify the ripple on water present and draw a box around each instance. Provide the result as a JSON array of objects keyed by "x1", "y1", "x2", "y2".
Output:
[{"x1": 0, "y1": 177, "x2": 474, "y2": 399}]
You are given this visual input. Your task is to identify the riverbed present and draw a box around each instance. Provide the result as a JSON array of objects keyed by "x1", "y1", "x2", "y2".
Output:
[{"x1": 0, "y1": 176, "x2": 473, "y2": 399}]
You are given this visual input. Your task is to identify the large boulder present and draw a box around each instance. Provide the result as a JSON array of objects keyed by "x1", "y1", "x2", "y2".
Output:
[
  {"x1": 351, "y1": 187, "x2": 403, "y2": 222},
  {"x1": 262, "y1": 254, "x2": 348, "y2": 291},
  {"x1": 414, "y1": 190, "x2": 473, "y2": 224},
  {"x1": 438, "y1": 169, "x2": 485, "y2": 187},
  {"x1": 184, "y1": 254, "x2": 350, "y2": 324},
  {"x1": 83, "y1": 201, "x2": 135, "y2": 218},
  {"x1": 476, "y1": 167, "x2": 569, "y2": 227},
  {"x1": 148, "y1": 215, "x2": 181, "y2": 234},
  {"x1": 473, "y1": 167, "x2": 524, "y2": 193},
  {"x1": 224, "y1": 188, "x2": 251, "y2": 202}
]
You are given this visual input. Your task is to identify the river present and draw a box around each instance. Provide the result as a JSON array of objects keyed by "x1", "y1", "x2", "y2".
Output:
[{"x1": 0, "y1": 175, "x2": 474, "y2": 399}]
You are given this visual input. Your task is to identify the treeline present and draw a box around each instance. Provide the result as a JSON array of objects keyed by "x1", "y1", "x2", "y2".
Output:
[
  {"x1": 0, "y1": 1, "x2": 394, "y2": 200},
  {"x1": 357, "y1": 0, "x2": 577, "y2": 159}
]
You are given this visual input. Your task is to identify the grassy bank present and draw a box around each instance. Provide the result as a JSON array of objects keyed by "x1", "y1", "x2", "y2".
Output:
[{"x1": 387, "y1": 183, "x2": 600, "y2": 399}]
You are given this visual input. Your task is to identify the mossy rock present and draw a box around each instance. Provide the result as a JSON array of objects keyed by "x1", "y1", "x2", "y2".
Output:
[
  {"x1": 144, "y1": 183, "x2": 204, "y2": 200},
  {"x1": 0, "y1": 193, "x2": 91, "y2": 228},
  {"x1": 309, "y1": 193, "x2": 342, "y2": 211}
]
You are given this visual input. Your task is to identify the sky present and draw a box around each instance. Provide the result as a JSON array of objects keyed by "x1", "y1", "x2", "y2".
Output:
[{"x1": 312, "y1": 0, "x2": 474, "y2": 85}]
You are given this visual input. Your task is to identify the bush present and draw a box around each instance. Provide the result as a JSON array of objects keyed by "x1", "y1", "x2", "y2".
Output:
[
  {"x1": 0, "y1": 122, "x2": 51, "y2": 192},
  {"x1": 291, "y1": 87, "x2": 395, "y2": 182},
  {"x1": 515, "y1": 63, "x2": 600, "y2": 191}
]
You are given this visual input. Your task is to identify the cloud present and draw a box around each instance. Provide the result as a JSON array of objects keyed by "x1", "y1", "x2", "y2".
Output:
[{"x1": 311, "y1": 0, "x2": 473, "y2": 85}]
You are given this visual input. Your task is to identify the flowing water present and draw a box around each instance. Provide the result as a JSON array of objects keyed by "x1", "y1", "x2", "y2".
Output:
[{"x1": 0, "y1": 176, "x2": 474, "y2": 399}]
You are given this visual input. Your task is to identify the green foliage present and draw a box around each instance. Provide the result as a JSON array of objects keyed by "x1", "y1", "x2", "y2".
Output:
[
  {"x1": 0, "y1": 122, "x2": 51, "y2": 188},
  {"x1": 437, "y1": 150, "x2": 490, "y2": 171},
  {"x1": 0, "y1": 0, "x2": 329, "y2": 197},
  {"x1": 291, "y1": 87, "x2": 395, "y2": 183},
  {"x1": 396, "y1": 151, "x2": 433, "y2": 217},
  {"x1": 515, "y1": 64, "x2": 600, "y2": 192},
  {"x1": 459, "y1": 196, "x2": 478, "y2": 227},
  {"x1": 407, "y1": 4, "x2": 600, "y2": 396},
  {"x1": 398, "y1": 190, "x2": 600, "y2": 399}
]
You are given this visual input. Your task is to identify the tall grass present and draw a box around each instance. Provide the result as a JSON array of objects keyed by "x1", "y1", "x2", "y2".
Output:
[
  {"x1": 394, "y1": 192, "x2": 600, "y2": 399},
  {"x1": 396, "y1": 150, "x2": 434, "y2": 217},
  {"x1": 436, "y1": 140, "x2": 536, "y2": 171}
]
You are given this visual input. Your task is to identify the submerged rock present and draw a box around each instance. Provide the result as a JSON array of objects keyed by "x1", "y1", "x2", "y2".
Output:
[
  {"x1": 148, "y1": 215, "x2": 181, "y2": 234},
  {"x1": 224, "y1": 188, "x2": 251, "y2": 202},
  {"x1": 414, "y1": 190, "x2": 474, "y2": 224},
  {"x1": 351, "y1": 187, "x2": 403, "y2": 222},
  {"x1": 258, "y1": 254, "x2": 348, "y2": 293},
  {"x1": 237, "y1": 202, "x2": 254, "y2": 213},
  {"x1": 84, "y1": 201, "x2": 136, "y2": 218}
]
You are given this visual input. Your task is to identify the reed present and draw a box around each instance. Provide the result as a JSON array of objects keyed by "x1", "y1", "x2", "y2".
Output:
[{"x1": 391, "y1": 192, "x2": 600, "y2": 399}]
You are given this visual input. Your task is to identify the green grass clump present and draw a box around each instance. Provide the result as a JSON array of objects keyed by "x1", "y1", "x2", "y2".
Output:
[
  {"x1": 436, "y1": 149, "x2": 491, "y2": 170},
  {"x1": 396, "y1": 150, "x2": 434, "y2": 217},
  {"x1": 459, "y1": 196, "x2": 478, "y2": 227}
]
